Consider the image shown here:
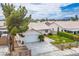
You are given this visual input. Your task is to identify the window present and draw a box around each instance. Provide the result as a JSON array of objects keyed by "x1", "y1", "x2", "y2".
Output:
[
  {"x1": 3, "y1": 31, "x2": 8, "y2": 34},
  {"x1": 0, "y1": 31, "x2": 2, "y2": 37},
  {"x1": 64, "y1": 30, "x2": 67, "y2": 32},
  {"x1": 78, "y1": 31, "x2": 79, "y2": 33}
]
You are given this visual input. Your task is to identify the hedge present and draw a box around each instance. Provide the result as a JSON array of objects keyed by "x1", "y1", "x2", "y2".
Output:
[{"x1": 58, "y1": 32, "x2": 79, "y2": 40}]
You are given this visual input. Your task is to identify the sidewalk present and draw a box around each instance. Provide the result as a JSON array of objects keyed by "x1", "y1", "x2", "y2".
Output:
[
  {"x1": 0, "y1": 46, "x2": 9, "y2": 56},
  {"x1": 0, "y1": 37, "x2": 9, "y2": 56}
]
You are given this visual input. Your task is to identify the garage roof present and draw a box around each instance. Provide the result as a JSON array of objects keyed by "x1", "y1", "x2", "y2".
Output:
[{"x1": 29, "y1": 22, "x2": 52, "y2": 30}]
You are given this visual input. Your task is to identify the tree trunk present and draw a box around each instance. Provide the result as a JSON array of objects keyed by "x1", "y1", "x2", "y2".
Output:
[
  {"x1": 9, "y1": 35, "x2": 15, "y2": 55},
  {"x1": 8, "y1": 35, "x2": 12, "y2": 55},
  {"x1": 11, "y1": 35, "x2": 15, "y2": 51}
]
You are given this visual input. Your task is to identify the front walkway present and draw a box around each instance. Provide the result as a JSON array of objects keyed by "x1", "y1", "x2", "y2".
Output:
[
  {"x1": 0, "y1": 37, "x2": 9, "y2": 56},
  {"x1": 0, "y1": 46, "x2": 9, "y2": 56},
  {"x1": 25, "y1": 37, "x2": 79, "y2": 56}
]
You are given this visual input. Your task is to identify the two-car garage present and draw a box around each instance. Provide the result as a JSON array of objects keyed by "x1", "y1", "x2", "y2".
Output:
[{"x1": 16, "y1": 30, "x2": 40, "y2": 43}]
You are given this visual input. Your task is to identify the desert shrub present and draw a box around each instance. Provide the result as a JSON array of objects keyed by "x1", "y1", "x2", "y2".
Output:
[
  {"x1": 73, "y1": 35, "x2": 79, "y2": 40},
  {"x1": 38, "y1": 35, "x2": 44, "y2": 42},
  {"x1": 44, "y1": 34, "x2": 46, "y2": 36}
]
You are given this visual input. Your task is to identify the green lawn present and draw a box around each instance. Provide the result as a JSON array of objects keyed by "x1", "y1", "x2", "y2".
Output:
[{"x1": 48, "y1": 35, "x2": 75, "y2": 44}]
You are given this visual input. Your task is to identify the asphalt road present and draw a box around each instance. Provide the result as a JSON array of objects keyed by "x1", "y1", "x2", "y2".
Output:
[{"x1": 66, "y1": 53, "x2": 79, "y2": 56}]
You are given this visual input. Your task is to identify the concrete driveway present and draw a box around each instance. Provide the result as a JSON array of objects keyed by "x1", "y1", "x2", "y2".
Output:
[
  {"x1": 25, "y1": 41, "x2": 59, "y2": 56},
  {"x1": 25, "y1": 37, "x2": 79, "y2": 56}
]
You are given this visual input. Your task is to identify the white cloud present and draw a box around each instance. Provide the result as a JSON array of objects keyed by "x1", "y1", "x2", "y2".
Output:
[
  {"x1": 0, "y1": 3, "x2": 72, "y2": 19},
  {"x1": 24, "y1": 3, "x2": 63, "y2": 19}
]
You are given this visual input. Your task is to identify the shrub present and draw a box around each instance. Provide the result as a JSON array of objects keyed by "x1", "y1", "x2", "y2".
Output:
[
  {"x1": 58, "y1": 32, "x2": 79, "y2": 40},
  {"x1": 19, "y1": 34, "x2": 25, "y2": 37},
  {"x1": 73, "y1": 35, "x2": 79, "y2": 40},
  {"x1": 48, "y1": 33, "x2": 52, "y2": 35},
  {"x1": 38, "y1": 35, "x2": 44, "y2": 42},
  {"x1": 44, "y1": 34, "x2": 46, "y2": 36},
  {"x1": 58, "y1": 32, "x2": 73, "y2": 39}
]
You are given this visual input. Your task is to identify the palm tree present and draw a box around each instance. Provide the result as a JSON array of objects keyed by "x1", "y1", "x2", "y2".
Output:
[
  {"x1": 1, "y1": 3, "x2": 31, "y2": 53},
  {"x1": 70, "y1": 15, "x2": 78, "y2": 21},
  {"x1": 75, "y1": 15, "x2": 78, "y2": 21}
]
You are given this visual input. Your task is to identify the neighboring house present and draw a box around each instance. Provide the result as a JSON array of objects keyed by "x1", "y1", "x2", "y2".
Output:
[
  {"x1": 0, "y1": 21, "x2": 8, "y2": 37},
  {"x1": 47, "y1": 21, "x2": 79, "y2": 34}
]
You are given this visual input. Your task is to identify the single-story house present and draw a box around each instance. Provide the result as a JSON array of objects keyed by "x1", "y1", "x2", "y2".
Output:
[
  {"x1": 29, "y1": 22, "x2": 53, "y2": 35},
  {"x1": 16, "y1": 22, "x2": 53, "y2": 43},
  {"x1": 1, "y1": 20, "x2": 79, "y2": 43},
  {"x1": 19, "y1": 21, "x2": 79, "y2": 43}
]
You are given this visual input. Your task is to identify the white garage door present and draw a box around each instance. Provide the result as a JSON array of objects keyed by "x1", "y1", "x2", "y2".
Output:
[{"x1": 23, "y1": 30, "x2": 40, "y2": 43}]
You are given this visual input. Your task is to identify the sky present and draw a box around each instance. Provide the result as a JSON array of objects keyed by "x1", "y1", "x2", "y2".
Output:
[{"x1": 0, "y1": 3, "x2": 79, "y2": 20}]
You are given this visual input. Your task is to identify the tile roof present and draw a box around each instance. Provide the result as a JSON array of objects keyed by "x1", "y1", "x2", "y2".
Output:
[
  {"x1": 29, "y1": 22, "x2": 52, "y2": 30},
  {"x1": 29, "y1": 21, "x2": 79, "y2": 31}
]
